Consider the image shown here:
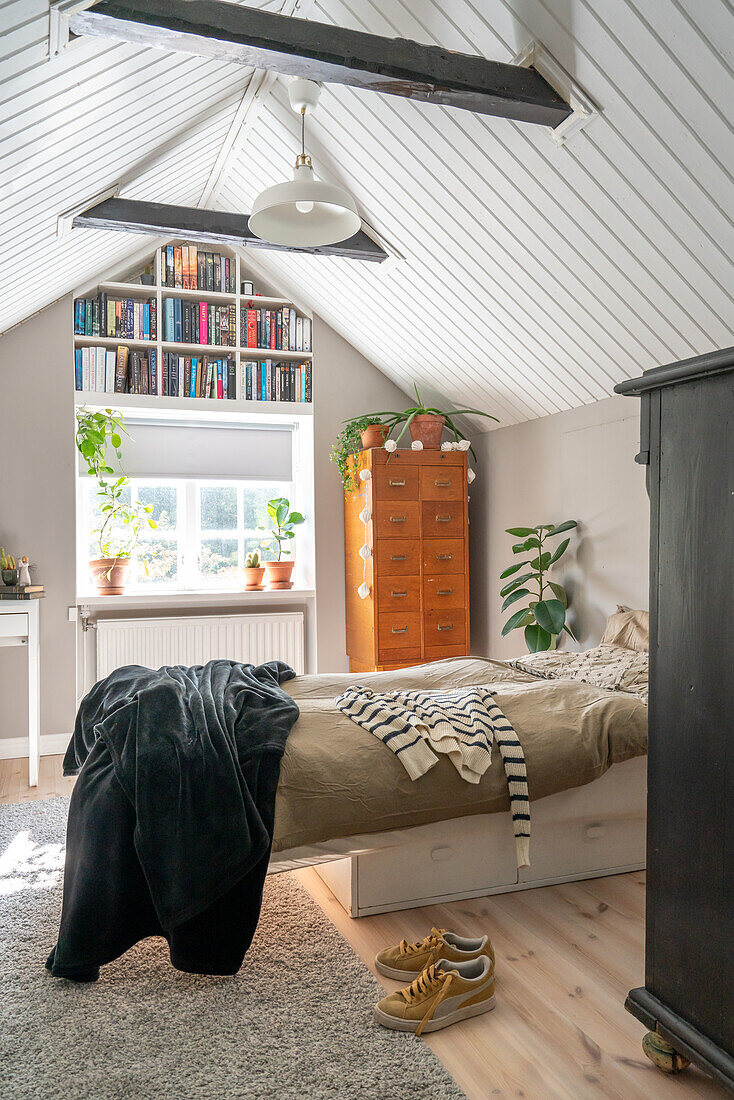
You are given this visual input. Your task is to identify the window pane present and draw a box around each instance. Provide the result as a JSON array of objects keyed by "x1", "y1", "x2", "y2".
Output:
[
  {"x1": 200, "y1": 486, "x2": 237, "y2": 531},
  {"x1": 242, "y1": 486, "x2": 283, "y2": 530},
  {"x1": 135, "y1": 540, "x2": 179, "y2": 584},
  {"x1": 200, "y1": 538, "x2": 238, "y2": 580},
  {"x1": 138, "y1": 485, "x2": 177, "y2": 531}
]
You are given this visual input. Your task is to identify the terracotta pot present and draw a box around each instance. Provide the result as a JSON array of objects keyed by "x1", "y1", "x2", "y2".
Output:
[
  {"x1": 89, "y1": 557, "x2": 130, "y2": 596},
  {"x1": 264, "y1": 559, "x2": 295, "y2": 590},
  {"x1": 360, "y1": 423, "x2": 390, "y2": 450},
  {"x1": 409, "y1": 413, "x2": 446, "y2": 449},
  {"x1": 243, "y1": 566, "x2": 265, "y2": 591}
]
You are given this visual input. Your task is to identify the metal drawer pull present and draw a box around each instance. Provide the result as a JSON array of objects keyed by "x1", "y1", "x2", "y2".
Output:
[
  {"x1": 391, "y1": 590, "x2": 407, "y2": 597},
  {"x1": 392, "y1": 626, "x2": 409, "y2": 634},
  {"x1": 435, "y1": 514, "x2": 452, "y2": 522},
  {"x1": 390, "y1": 554, "x2": 407, "y2": 561},
  {"x1": 436, "y1": 588, "x2": 453, "y2": 596},
  {"x1": 437, "y1": 623, "x2": 454, "y2": 631},
  {"x1": 388, "y1": 479, "x2": 406, "y2": 487},
  {"x1": 436, "y1": 553, "x2": 453, "y2": 561},
  {"x1": 434, "y1": 479, "x2": 451, "y2": 487},
  {"x1": 390, "y1": 515, "x2": 407, "y2": 523}
]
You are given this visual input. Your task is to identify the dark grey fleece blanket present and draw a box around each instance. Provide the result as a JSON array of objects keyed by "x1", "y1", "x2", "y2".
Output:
[{"x1": 47, "y1": 659, "x2": 299, "y2": 981}]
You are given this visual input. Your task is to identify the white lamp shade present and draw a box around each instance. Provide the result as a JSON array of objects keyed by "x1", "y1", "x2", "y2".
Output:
[{"x1": 249, "y1": 161, "x2": 361, "y2": 247}]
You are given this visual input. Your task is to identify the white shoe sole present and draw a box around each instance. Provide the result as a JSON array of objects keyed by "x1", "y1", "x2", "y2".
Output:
[{"x1": 373, "y1": 994, "x2": 496, "y2": 1034}]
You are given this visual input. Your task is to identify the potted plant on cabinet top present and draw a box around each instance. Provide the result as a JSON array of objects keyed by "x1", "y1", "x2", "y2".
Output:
[
  {"x1": 258, "y1": 497, "x2": 305, "y2": 590},
  {"x1": 76, "y1": 408, "x2": 157, "y2": 595},
  {"x1": 330, "y1": 416, "x2": 388, "y2": 493},
  {"x1": 499, "y1": 521, "x2": 578, "y2": 651},
  {"x1": 243, "y1": 549, "x2": 265, "y2": 591},
  {"x1": 0, "y1": 548, "x2": 19, "y2": 586},
  {"x1": 343, "y1": 385, "x2": 499, "y2": 453}
]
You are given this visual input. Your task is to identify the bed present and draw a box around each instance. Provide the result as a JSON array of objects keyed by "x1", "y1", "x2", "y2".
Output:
[{"x1": 268, "y1": 613, "x2": 649, "y2": 916}]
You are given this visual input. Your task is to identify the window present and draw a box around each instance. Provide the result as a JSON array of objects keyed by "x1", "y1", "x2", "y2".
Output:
[{"x1": 79, "y1": 477, "x2": 293, "y2": 592}]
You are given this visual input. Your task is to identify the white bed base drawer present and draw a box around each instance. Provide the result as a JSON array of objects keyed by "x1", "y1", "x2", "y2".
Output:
[{"x1": 315, "y1": 756, "x2": 647, "y2": 917}]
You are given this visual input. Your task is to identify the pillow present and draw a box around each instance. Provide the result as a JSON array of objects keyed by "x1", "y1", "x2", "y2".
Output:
[
  {"x1": 507, "y1": 644, "x2": 648, "y2": 701},
  {"x1": 600, "y1": 605, "x2": 649, "y2": 652}
]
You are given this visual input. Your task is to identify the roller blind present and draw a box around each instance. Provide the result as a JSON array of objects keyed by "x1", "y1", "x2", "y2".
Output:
[{"x1": 78, "y1": 420, "x2": 292, "y2": 481}]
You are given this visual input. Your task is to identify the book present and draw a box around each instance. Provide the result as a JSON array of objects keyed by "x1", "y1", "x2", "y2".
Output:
[
  {"x1": 182, "y1": 244, "x2": 190, "y2": 291},
  {"x1": 296, "y1": 316, "x2": 303, "y2": 351},
  {"x1": 114, "y1": 346, "x2": 129, "y2": 392},
  {"x1": 303, "y1": 316, "x2": 312, "y2": 352},
  {"x1": 227, "y1": 357, "x2": 236, "y2": 399},
  {"x1": 74, "y1": 348, "x2": 82, "y2": 390},
  {"x1": 0, "y1": 588, "x2": 44, "y2": 600},
  {"x1": 174, "y1": 246, "x2": 183, "y2": 288}
]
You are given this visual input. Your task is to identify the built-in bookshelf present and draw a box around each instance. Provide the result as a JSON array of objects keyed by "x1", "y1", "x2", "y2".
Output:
[{"x1": 73, "y1": 242, "x2": 313, "y2": 410}]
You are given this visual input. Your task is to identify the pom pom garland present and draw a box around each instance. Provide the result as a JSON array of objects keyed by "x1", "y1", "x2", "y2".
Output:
[{"x1": 411, "y1": 440, "x2": 424, "y2": 451}]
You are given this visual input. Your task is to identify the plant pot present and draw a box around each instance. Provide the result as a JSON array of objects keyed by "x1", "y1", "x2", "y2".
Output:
[
  {"x1": 140, "y1": 273, "x2": 155, "y2": 286},
  {"x1": 243, "y1": 566, "x2": 265, "y2": 591},
  {"x1": 409, "y1": 413, "x2": 446, "y2": 449},
  {"x1": 2, "y1": 568, "x2": 19, "y2": 586},
  {"x1": 360, "y1": 423, "x2": 390, "y2": 450},
  {"x1": 89, "y1": 557, "x2": 130, "y2": 596},
  {"x1": 264, "y1": 559, "x2": 295, "y2": 590}
]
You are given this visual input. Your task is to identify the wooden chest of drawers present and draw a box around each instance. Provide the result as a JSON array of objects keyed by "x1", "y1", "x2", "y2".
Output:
[{"x1": 344, "y1": 449, "x2": 470, "y2": 672}]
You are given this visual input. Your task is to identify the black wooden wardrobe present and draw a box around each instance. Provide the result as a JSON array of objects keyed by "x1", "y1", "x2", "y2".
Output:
[{"x1": 615, "y1": 347, "x2": 734, "y2": 1092}]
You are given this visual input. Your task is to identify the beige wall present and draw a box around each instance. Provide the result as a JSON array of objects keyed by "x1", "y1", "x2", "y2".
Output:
[
  {"x1": 469, "y1": 395, "x2": 649, "y2": 659},
  {"x1": 312, "y1": 317, "x2": 410, "y2": 672},
  {"x1": 0, "y1": 297, "x2": 77, "y2": 741}
]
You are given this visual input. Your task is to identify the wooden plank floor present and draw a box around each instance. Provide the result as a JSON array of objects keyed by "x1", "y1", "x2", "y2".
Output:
[{"x1": 2, "y1": 756, "x2": 726, "y2": 1099}]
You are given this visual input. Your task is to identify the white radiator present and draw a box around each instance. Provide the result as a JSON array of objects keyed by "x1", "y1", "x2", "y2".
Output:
[{"x1": 96, "y1": 613, "x2": 304, "y2": 679}]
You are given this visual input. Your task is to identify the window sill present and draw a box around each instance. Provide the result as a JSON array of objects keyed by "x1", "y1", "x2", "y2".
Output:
[{"x1": 76, "y1": 588, "x2": 316, "y2": 612}]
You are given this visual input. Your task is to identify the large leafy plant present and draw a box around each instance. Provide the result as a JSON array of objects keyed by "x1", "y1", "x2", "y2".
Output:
[
  {"x1": 342, "y1": 385, "x2": 499, "y2": 459},
  {"x1": 330, "y1": 416, "x2": 384, "y2": 493},
  {"x1": 258, "y1": 497, "x2": 305, "y2": 561},
  {"x1": 76, "y1": 408, "x2": 156, "y2": 560},
  {"x1": 500, "y1": 521, "x2": 578, "y2": 652}
]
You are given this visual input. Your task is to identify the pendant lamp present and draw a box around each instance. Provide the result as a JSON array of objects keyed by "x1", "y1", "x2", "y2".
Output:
[{"x1": 249, "y1": 79, "x2": 361, "y2": 248}]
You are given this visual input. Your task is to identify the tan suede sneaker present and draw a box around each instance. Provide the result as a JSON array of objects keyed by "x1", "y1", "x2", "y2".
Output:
[
  {"x1": 374, "y1": 927, "x2": 494, "y2": 980},
  {"x1": 374, "y1": 956, "x2": 496, "y2": 1035}
]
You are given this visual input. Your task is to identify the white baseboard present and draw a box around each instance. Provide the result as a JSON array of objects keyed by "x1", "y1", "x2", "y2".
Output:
[{"x1": 0, "y1": 733, "x2": 71, "y2": 760}]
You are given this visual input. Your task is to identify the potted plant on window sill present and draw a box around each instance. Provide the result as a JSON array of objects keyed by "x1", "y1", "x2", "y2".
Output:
[
  {"x1": 258, "y1": 497, "x2": 305, "y2": 590},
  {"x1": 243, "y1": 549, "x2": 265, "y2": 591},
  {"x1": 76, "y1": 408, "x2": 157, "y2": 595}
]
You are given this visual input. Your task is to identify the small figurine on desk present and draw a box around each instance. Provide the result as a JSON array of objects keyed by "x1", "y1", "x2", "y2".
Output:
[{"x1": 18, "y1": 556, "x2": 31, "y2": 586}]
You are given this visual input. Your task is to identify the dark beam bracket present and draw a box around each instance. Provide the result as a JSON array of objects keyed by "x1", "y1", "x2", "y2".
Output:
[
  {"x1": 70, "y1": 0, "x2": 572, "y2": 126},
  {"x1": 73, "y1": 197, "x2": 388, "y2": 261}
]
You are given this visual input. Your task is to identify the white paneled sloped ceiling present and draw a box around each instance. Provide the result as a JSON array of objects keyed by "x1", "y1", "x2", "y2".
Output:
[{"x1": 2, "y1": 0, "x2": 734, "y2": 428}]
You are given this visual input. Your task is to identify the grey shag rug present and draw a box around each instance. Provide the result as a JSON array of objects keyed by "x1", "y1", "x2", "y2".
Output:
[{"x1": 1, "y1": 798, "x2": 465, "y2": 1100}]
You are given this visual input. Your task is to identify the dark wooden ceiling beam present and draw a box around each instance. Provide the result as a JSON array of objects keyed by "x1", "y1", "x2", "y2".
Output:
[
  {"x1": 73, "y1": 197, "x2": 388, "y2": 262},
  {"x1": 70, "y1": 0, "x2": 572, "y2": 126}
]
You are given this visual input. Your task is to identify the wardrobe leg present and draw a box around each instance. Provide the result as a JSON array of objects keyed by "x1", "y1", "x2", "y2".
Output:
[{"x1": 642, "y1": 1030, "x2": 691, "y2": 1074}]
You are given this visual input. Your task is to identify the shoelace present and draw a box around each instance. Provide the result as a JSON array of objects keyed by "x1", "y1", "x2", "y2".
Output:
[
  {"x1": 400, "y1": 963, "x2": 457, "y2": 1036},
  {"x1": 398, "y1": 927, "x2": 446, "y2": 959}
]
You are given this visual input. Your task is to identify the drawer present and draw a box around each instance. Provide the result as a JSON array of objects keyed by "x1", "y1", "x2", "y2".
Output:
[
  {"x1": 0, "y1": 612, "x2": 28, "y2": 638},
  {"x1": 419, "y1": 465, "x2": 465, "y2": 500},
  {"x1": 374, "y1": 464, "x2": 419, "y2": 499},
  {"x1": 424, "y1": 608, "x2": 466, "y2": 647},
  {"x1": 378, "y1": 611, "x2": 421, "y2": 651},
  {"x1": 374, "y1": 500, "x2": 420, "y2": 539},
  {"x1": 377, "y1": 575, "x2": 420, "y2": 612},
  {"x1": 424, "y1": 643, "x2": 468, "y2": 663},
  {"x1": 423, "y1": 576, "x2": 464, "y2": 609},
  {"x1": 421, "y1": 500, "x2": 464, "y2": 538},
  {"x1": 422, "y1": 538, "x2": 465, "y2": 574},
  {"x1": 375, "y1": 539, "x2": 420, "y2": 576}
]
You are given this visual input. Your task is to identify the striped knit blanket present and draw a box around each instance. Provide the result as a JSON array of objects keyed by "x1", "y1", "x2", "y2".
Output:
[{"x1": 334, "y1": 685, "x2": 530, "y2": 868}]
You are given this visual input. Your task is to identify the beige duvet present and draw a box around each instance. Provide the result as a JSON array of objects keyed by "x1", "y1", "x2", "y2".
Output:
[{"x1": 271, "y1": 657, "x2": 647, "y2": 854}]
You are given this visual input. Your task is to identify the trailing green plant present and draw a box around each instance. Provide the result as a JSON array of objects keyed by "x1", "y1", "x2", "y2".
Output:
[
  {"x1": 499, "y1": 521, "x2": 578, "y2": 652},
  {"x1": 258, "y1": 497, "x2": 305, "y2": 561},
  {"x1": 0, "y1": 548, "x2": 16, "y2": 570},
  {"x1": 245, "y1": 549, "x2": 261, "y2": 569},
  {"x1": 342, "y1": 384, "x2": 499, "y2": 459},
  {"x1": 75, "y1": 408, "x2": 157, "y2": 560},
  {"x1": 330, "y1": 416, "x2": 384, "y2": 493}
]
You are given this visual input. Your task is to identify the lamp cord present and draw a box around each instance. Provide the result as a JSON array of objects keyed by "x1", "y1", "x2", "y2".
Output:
[{"x1": 301, "y1": 108, "x2": 306, "y2": 157}]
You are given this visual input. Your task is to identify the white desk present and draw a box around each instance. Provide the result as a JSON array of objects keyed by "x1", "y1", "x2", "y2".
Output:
[{"x1": 0, "y1": 600, "x2": 40, "y2": 786}]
